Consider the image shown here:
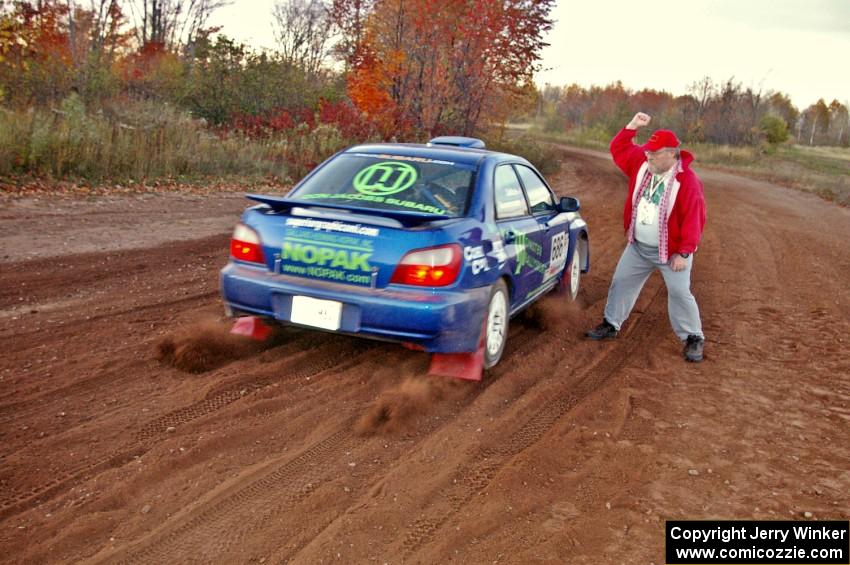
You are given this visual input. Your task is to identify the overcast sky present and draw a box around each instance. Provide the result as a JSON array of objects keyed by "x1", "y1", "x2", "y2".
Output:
[{"x1": 208, "y1": 0, "x2": 850, "y2": 109}]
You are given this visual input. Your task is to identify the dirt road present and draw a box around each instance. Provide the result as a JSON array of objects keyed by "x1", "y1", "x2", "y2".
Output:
[{"x1": 1, "y1": 147, "x2": 848, "y2": 564}]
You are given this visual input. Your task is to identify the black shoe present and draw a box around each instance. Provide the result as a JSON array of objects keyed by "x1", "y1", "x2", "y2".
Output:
[
  {"x1": 586, "y1": 319, "x2": 618, "y2": 340},
  {"x1": 683, "y1": 335, "x2": 704, "y2": 362}
]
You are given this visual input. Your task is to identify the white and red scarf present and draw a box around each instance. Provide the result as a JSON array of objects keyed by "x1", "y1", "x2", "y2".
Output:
[{"x1": 627, "y1": 160, "x2": 682, "y2": 263}]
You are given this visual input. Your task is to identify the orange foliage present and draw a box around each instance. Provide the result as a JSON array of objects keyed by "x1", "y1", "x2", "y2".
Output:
[
  {"x1": 0, "y1": 1, "x2": 70, "y2": 65},
  {"x1": 347, "y1": 34, "x2": 393, "y2": 117},
  {"x1": 336, "y1": 0, "x2": 554, "y2": 137},
  {"x1": 1, "y1": 0, "x2": 134, "y2": 104}
]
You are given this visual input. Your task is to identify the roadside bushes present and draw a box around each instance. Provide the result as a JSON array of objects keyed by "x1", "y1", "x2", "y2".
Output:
[
  {"x1": 0, "y1": 87, "x2": 564, "y2": 187},
  {"x1": 0, "y1": 96, "x2": 289, "y2": 181},
  {"x1": 0, "y1": 95, "x2": 385, "y2": 184},
  {"x1": 226, "y1": 98, "x2": 381, "y2": 179}
]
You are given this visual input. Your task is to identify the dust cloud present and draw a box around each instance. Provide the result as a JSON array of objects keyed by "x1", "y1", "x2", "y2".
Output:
[
  {"x1": 356, "y1": 376, "x2": 471, "y2": 436},
  {"x1": 156, "y1": 318, "x2": 276, "y2": 373},
  {"x1": 519, "y1": 293, "x2": 587, "y2": 332}
]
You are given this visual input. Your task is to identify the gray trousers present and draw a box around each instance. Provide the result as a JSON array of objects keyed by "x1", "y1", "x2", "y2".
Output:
[{"x1": 603, "y1": 242, "x2": 704, "y2": 341}]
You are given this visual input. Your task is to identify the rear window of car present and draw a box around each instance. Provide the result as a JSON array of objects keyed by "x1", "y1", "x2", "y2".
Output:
[{"x1": 289, "y1": 153, "x2": 476, "y2": 217}]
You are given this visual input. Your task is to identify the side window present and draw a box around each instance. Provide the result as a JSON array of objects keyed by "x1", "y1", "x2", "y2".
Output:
[
  {"x1": 516, "y1": 165, "x2": 556, "y2": 214},
  {"x1": 494, "y1": 165, "x2": 530, "y2": 219}
]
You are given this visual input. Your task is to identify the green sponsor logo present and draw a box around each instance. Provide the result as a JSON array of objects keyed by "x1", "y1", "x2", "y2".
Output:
[
  {"x1": 509, "y1": 230, "x2": 546, "y2": 276},
  {"x1": 282, "y1": 242, "x2": 372, "y2": 272},
  {"x1": 353, "y1": 162, "x2": 417, "y2": 196},
  {"x1": 513, "y1": 232, "x2": 528, "y2": 275}
]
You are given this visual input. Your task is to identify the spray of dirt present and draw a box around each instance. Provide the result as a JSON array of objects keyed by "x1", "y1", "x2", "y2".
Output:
[
  {"x1": 156, "y1": 318, "x2": 278, "y2": 373},
  {"x1": 519, "y1": 293, "x2": 587, "y2": 332},
  {"x1": 356, "y1": 375, "x2": 472, "y2": 436}
]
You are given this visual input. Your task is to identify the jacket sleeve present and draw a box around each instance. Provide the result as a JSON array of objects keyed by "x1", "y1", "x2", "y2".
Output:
[
  {"x1": 609, "y1": 128, "x2": 645, "y2": 177},
  {"x1": 676, "y1": 177, "x2": 706, "y2": 254}
]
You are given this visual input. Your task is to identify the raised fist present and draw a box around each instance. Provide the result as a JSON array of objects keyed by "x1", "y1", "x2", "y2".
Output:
[{"x1": 627, "y1": 112, "x2": 651, "y2": 130}]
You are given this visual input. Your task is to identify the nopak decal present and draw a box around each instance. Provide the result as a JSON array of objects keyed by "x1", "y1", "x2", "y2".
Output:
[{"x1": 279, "y1": 227, "x2": 375, "y2": 286}]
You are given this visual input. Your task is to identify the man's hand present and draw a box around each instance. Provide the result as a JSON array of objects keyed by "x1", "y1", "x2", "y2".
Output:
[
  {"x1": 670, "y1": 254, "x2": 688, "y2": 272},
  {"x1": 627, "y1": 112, "x2": 651, "y2": 130}
]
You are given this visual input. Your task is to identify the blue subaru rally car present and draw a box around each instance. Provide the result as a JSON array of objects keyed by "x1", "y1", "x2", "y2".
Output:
[{"x1": 220, "y1": 136, "x2": 589, "y2": 375}]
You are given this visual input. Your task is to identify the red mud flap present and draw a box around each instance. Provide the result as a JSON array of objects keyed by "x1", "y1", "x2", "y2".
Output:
[
  {"x1": 428, "y1": 320, "x2": 487, "y2": 381},
  {"x1": 230, "y1": 316, "x2": 272, "y2": 341},
  {"x1": 428, "y1": 349, "x2": 484, "y2": 381}
]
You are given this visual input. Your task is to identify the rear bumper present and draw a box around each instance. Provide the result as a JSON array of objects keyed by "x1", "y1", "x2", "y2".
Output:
[{"x1": 220, "y1": 263, "x2": 489, "y2": 353}]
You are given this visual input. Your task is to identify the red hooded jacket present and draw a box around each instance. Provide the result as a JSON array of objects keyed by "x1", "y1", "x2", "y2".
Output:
[{"x1": 610, "y1": 127, "x2": 706, "y2": 256}]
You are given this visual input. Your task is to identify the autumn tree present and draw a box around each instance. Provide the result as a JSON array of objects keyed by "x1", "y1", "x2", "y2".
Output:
[
  {"x1": 329, "y1": 0, "x2": 373, "y2": 67},
  {"x1": 827, "y1": 99, "x2": 849, "y2": 147},
  {"x1": 273, "y1": 0, "x2": 333, "y2": 77},
  {"x1": 800, "y1": 99, "x2": 830, "y2": 145},
  {"x1": 125, "y1": 0, "x2": 229, "y2": 50},
  {"x1": 531, "y1": 79, "x2": 850, "y2": 148},
  {"x1": 336, "y1": 0, "x2": 554, "y2": 137},
  {"x1": 759, "y1": 114, "x2": 789, "y2": 144},
  {"x1": 66, "y1": 1, "x2": 132, "y2": 98},
  {"x1": 555, "y1": 83, "x2": 593, "y2": 130},
  {"x1": 0, "y1": 1, "x2": 73, "y2": 104},
  {"x1": 767, "y1": 91, "x2": 798, "y2": 135}
]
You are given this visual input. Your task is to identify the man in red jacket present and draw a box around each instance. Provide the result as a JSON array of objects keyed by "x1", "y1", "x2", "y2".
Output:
[{"x1": 586, "y1": 112, "x2": 706, "y2": 362}]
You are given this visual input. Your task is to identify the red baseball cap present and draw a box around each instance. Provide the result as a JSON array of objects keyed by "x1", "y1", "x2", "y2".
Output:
[{"x1": 642, "y1": 129, "x2": 680, "y2": 152}]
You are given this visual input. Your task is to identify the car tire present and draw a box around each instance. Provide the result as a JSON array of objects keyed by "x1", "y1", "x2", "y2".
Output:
[
  {"x1": 557, "y1": 248, "x2": 581, "y2": 301},
  {"x1": 483, "y1": 280, "x2": 509, "y2": 369}
]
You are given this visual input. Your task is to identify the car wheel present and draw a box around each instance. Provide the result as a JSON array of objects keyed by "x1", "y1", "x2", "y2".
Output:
[
  {"x1": 483, "y1": 280, "x2": 509, "y2": 369},
  {"x1": 557, "y1": 249, "x2": 581, "y2": 301}
]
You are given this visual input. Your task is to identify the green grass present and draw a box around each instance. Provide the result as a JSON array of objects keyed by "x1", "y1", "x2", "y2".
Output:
[
  {"x1": 696, "y1": 144, "x2": 850, "y2": 205},
  {"x1": 793, "y1": 145, "x2": 850, "y2": 162}
]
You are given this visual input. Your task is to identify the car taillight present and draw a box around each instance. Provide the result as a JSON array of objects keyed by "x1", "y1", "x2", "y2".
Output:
[
  {"x1": 230, "y1": 224, "x2": 266, "y2": 264},
  {"x1": 390, "y1": 244, "x2": 462, "y2": 287}
]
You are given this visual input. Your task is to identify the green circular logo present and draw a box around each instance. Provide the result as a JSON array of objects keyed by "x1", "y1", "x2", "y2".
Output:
[{"x1": 353, "y1": 162, "x2": 418, "y2": 196}]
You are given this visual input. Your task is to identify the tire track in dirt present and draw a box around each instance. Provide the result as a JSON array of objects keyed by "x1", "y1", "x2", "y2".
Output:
[
  {"x1": 0, "y1": 289, "x2": 219, "y2": 345},
  {"x1": 0, "y1": 298, "x2": 265, "y2": 446},
  {"x1": 0, "y1": 317, "x2": 534, "y2": 529},
  {"x1": 398, "y1": 284, "x2": 665, "y2": 557},
  {"x1": 135, "y1": 337, "x2": 369, "y2": 441},
  {"x1": 211, "y1": 301, "x2": 601, "y2": 563},
  {"x1": 0, "y1": 338, "x2": 370, "y2": 523},
  {"x1": 99, "y1": 322, "x2": 549, "y2": 564},
  {"x1": 260, "y1": 296, "x2": 616, "y2": 563},
  {"x1": 0, "y1": 234, "x2": 229, "y2": 307},
  {"x1": 107, "y1": 428, "x2": 354, "y2": 564}
]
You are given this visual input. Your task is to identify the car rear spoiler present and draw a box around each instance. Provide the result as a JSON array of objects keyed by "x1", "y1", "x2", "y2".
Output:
[{"x1": 246, "y1": 194, "x2": 452, "y2": 226}]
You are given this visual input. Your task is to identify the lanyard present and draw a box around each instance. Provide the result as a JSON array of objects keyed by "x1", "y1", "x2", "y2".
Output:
[{"x1": 644, "y1": 174, "x2": 666, "y2": 205}]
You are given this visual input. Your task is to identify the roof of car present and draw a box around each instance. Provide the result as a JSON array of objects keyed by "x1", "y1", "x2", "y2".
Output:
[{"x1": 344, "y1": 142, "x2": 501, "y2": 167}]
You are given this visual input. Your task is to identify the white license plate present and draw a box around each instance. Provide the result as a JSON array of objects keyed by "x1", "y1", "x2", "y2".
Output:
[{"x1": 290, "y1": 296, "x2": 343, "y2": 331}]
